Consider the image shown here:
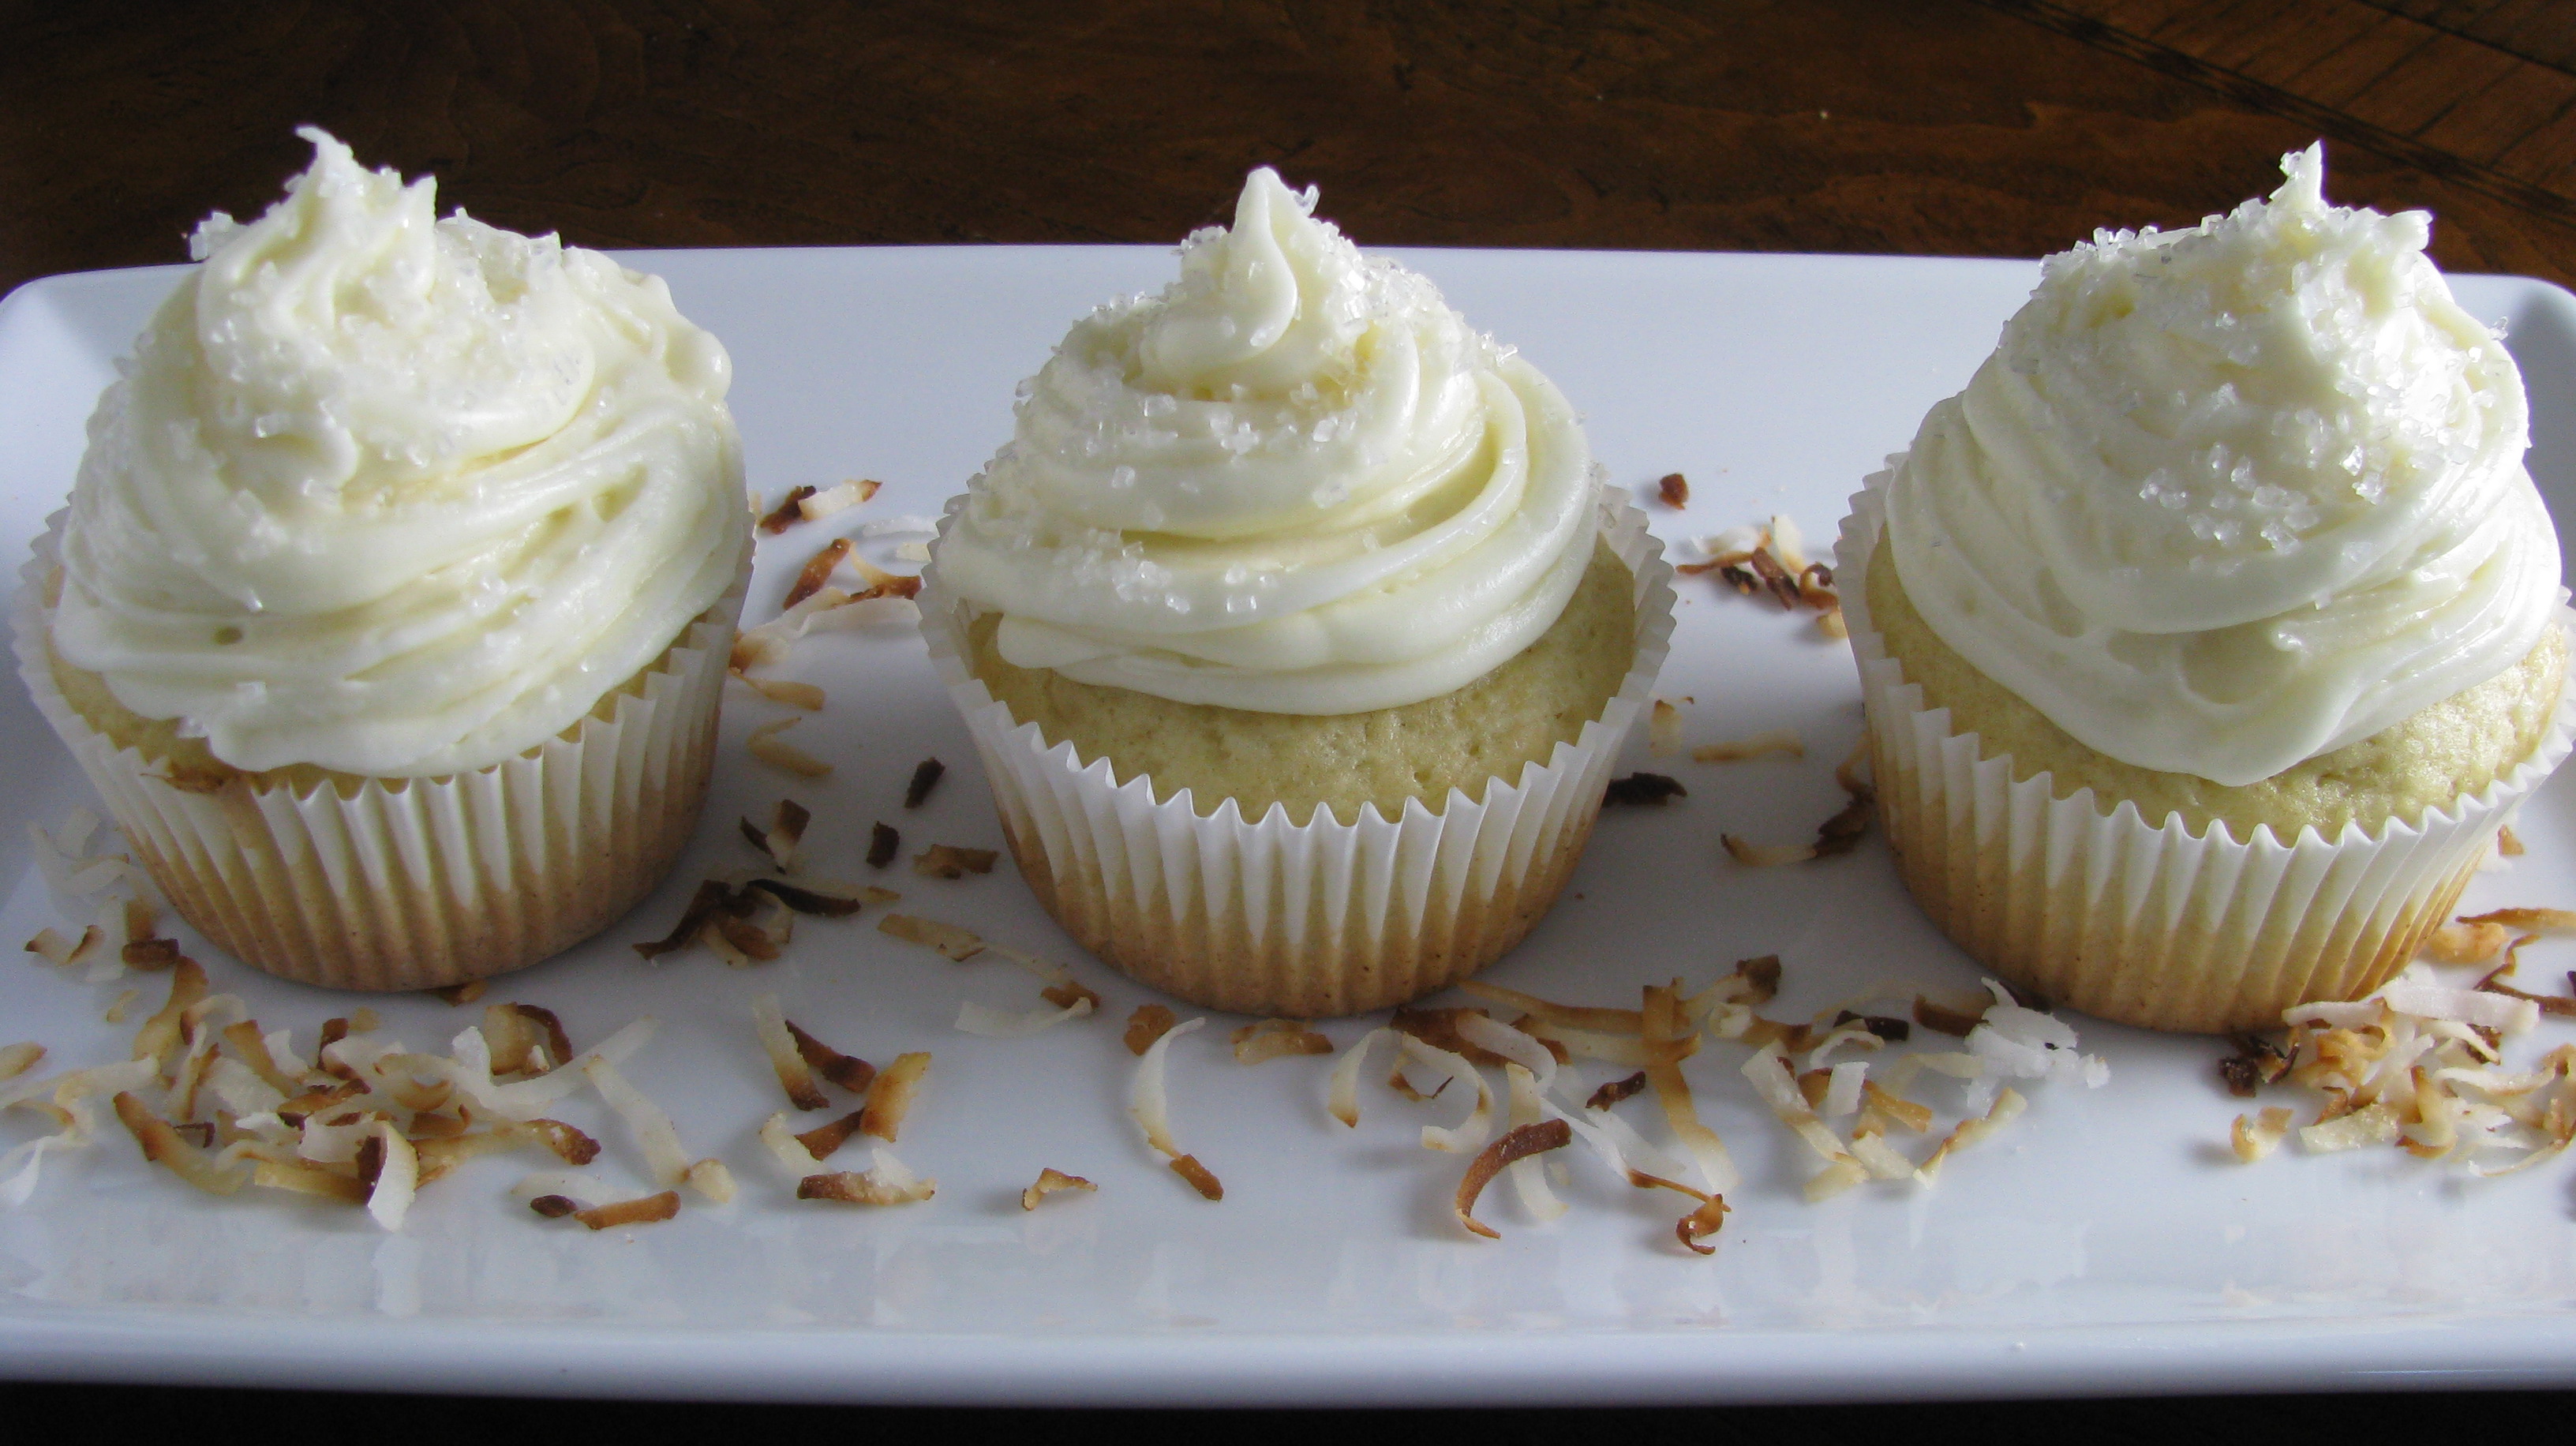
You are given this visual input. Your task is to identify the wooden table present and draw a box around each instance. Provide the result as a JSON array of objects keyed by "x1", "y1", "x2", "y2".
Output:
[{"x1": 3, "y1": 0, "x2": 2571, "y2": 1429}]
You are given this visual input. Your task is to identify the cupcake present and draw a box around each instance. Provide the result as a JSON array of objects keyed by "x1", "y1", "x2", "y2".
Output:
[
  {"x1": 13, "y1": 129, "x2": 751, "y2": 991},
  {"x1": 1839, "y1": 144, "x2": 2574, "y2": 1033},
  {"x1": 923, "y1": 168, "x2": 1674, "y2": 1017}
]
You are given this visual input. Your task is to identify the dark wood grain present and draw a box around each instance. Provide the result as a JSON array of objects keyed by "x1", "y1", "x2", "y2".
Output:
[
  {"x1": 10, "y1": 0, "x2": 2576, "y2": 304},
  {"x1": 1989, "y1": 0, "x2": 2576, "y2": 223}
]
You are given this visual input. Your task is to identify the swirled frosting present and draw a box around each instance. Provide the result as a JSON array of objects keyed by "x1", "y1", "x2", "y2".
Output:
[
  {"x1": 1883, "y1": 144, "x2": 2560, "y2": 786},
  {"x1": 50, "y1": 129, "x2": 747, "y2": 777},
  {"x1": 931, "y1": 167, "x2": 1597, "y2": 714}
]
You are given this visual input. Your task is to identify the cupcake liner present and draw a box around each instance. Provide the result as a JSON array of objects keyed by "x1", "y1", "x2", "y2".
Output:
[
  {"x1": 921, "y1": 486, "x2": 1677, "y2": 1017},
  {"x1": 13, "y1": 513, "x2": 747, "y2": 991},
  {"x1": 1837, "y1": 475, "x2": 2576, "y2": 1033}
]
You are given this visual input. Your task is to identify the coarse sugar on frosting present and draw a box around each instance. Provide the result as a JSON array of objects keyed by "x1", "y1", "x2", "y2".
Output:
[
  {"x1": 1882, "y1": 144, "x2": 2560, "y2": 786},
  {"x1": 50, "y1": 129, "x2": 747, "y2": 776},
  {"x1": 931, "y1": 167, "x2": 1599, "y2": 715}
]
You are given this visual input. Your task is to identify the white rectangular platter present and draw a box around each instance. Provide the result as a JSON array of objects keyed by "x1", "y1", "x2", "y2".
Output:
[{"x1": 1, "y1": 246, "x2": 2572, "y2": 1406}]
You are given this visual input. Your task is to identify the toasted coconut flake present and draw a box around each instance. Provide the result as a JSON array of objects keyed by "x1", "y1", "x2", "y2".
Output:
[
  {"x1": 1229, "y1": 1019, "x2": 1332, "y2": 1064},
  {"x1": 1129, "y1": 1017, "x2": 1222, "y2": 1197},
  {"x1": 1395, "y1": 1035, "x2": 1496, "y2": 1155},
  {"x1": 2301, "y1": 1099, "x2": 2404, "y2": 1152},
  {"x1": 1387, "y1": 1007, "x2": 1507, "y2": 1067},
  {"x1": 747, "y1": 717, "x2": 832, "y2": 777},
  {"x1": 1462, "y1": 981, "x2": 1646, "y2": 1035},
  {"x1": 1641, "y1": 984, "x2": 1736, "y2": 1193},
  {"x1": 751, "y1": 994, "x2": 829, "y2": 1111},
  {"x1": 1859, "y1": 1081, "x2": 1934, "y2": 1136},
  {"x1": 474, "y1": 1006, "x2": 538, "y2": 1081},
  {"x1": 575, "y1": 1190, "x2": 683, "y2": 1229},
  {"x1": 1848, "y1": 1130, "x2": 1916, "y2": 1180},
  {"x1": 0, "y1": 1043, "x2": 40, "y2": 1082},
  {"x1": 363, "y1": 1122, "x2": 418, "y2": 1231},
  {"x1": 635, "y1": 880, "x2": 737, "y2": 961},
  {"x1": 1656, "y1": 473, "x2": 1688, "y2": 508},
  {"x1": 1496, "y1": 1061, "x2": 1569, "y2": 1224},
  {"x1": 2217, "y1": 1033, "x2": 2297, "y2": 1097},
  {"x1": 114, "y1": 1091, "x2": 247, "y2": 1195},
  {"x1": 742, "y1": 876, "x2": 868, "y2": 918},
  {"x1": 1452, "y1": 1118, "x2": 1573, "y2": 1239},
  {"x1": 2378, "y1": 979, "x2": 2540, "y2": 1034},
  {"x1": 1915, "y1": 1088, "x2": 2027, "y2": 1184},
  {"x1": 1647, "y1": 699, "x2": 1682, "y2": 755},
  {"x1": 741, "y1": 799, "x2": 814, "y2": 873},
  {"x1": 867, "y1": 822, "x2": 900, "y2": 870},
  {"x1": 2497, "y1": 824, "x2": 2525, "y2": 856},
  {"x1": 2459, "y1": 907, "x2": 2576, "y2": 934},
  {"x1": 130, "y1": 957, "x2": 209, "y2": 1073},
  {"x1": 1722, "y1": 834, "x2": 1814, "y2": 867},
  {"x1": 121, "y1": 936, "x2": 182, "y2": 971},
  {"x1": 1740, "y1": 1043, "x2": 1860, "y2": 1179},
  {"x1": 1125, "y1": 1004, "x2": 1178, "y2": 1057},
  {"x1": 686, "y1": 1158, "x2": 736, "y2": 1204},
  {"x1": 2475, "y1": 968, "x2": 2576, "y2": 1019},
  {"x1": 861, "y1": 1051, "x2": 932, "y2": 1142},
  {"x1": 1745, "y1": 546, "x2": 1804, "y2": 609},
  {"x1": 957, "y1": 993, "x2": 1095, "y2": 1038},
  {"x1": 1451, "y1": 1013, "x2": 1559, "y2": 1092},
  {"x1": 784, "y1": 538, "x2": 853, "y2": 610},
  {"x1": 1168, "y1": 1155, "x2": 1225, "y2": 1200},
  {"x1": 760, "y1": 1111, "x2": 827, "y2": 1174},
  {"x1": 1586, "y1": 1071, "x2": 1647, "y2": 1110},
  {"x1": 848, "y1": 556, "x2": 923, "y2": 599},
  {"x1": 1022, "y1": 1167, "x2": 1096, "y2": 1211},
  {"x1": 861, "y1": 513, "x2": 940, "y2": 538},
  {"x1": 1127, "y1": 1017, "x2": 1202, "y2": 1159},
  {"x1": 790, "y1": 1108, "x2": 867, "y2": 1163},
  {"x1": 414, "y1": 1120, "x2": 598, "y2": 1185},
  {"x1": 1604, "y1": 772, "x2": 1687, "y2": 806},
  {"x1": 581, "y1": 1057, "x2": 691, "y2": 1188},
  {"x1": 1690, "y1": 729, "x2": 1803, "y2": 763},
  {"x1": 231, "y1": 1148, "x2": 370, "y2": 1204},
  {"x1": 878, "y1": 913, "x2": 984, "y2": 961},
  {"x1": 1327, "y1": 1028, "x2": 1398, "y2": 1127},
  {"x1": 2424, "y1": 921, "x2": 2511, "y2": 966},
  {"x1": 99, "y1": 989, "x2": 140, "y2": 1025},
  {"x1": 1911, "y1": 995, "x2": 1987, "y2": 1038},
  {"x1": 758, "y1": 485, "x2": 819, "y2": 534},
  {"x1": 427, "y1": 980, "x2": 486, "y2": 1006},
  {"x1": 785, "y1": 1021, "x2": 876, "y2": 1093},
  {"x1": 730, "y1": 670, "x2": 826, "y2": 710},
  {"x1": 913, "y1": 844, "x2": 998, "y2": 878},
  {"x1": 510, "y1": 1171, "x2": 627, "y2": 1212},
  {"x1": 2232, "y1": 1107, "x2": 2296, "y2": 1163},
  {"x1": 799, "y1": 1145, "x2": 937, "y2": 1205},
  {"x1": 904, "y1": 757, "x2": 946, "y2": 808},
  {"x1": 800, "y1": 478, "x2": 876, "y2": 521},
  {"x1": 1672, "y1": 1193, "x2": 1730, "y2": 1253}
]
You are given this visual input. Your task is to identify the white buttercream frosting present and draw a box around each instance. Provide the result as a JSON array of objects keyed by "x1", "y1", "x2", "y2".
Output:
[
  {"x1": 932, "y1": 167, "x2": 1598, "y2": 714},
  {"x1": 1883, "y1": 144, "x2": 2559, "y2": 786},
  {"x1": 51, "y1": 129, "x2": 747, "y2": 776}
]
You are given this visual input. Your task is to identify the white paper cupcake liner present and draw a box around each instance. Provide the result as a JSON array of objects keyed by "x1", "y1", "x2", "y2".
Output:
[
  {"x1": 921, "y1": 486, "x2": 1677, "y2": 1017},
  {"x1": 14, "y1": 514, "x2": 747, "y2": 991},
  {"x1": 1837, "y1": 473, "x2": 2576, "y2": 1033}
]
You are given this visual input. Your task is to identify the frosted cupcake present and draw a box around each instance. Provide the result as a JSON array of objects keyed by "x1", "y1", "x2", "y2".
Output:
[
  {"x1": 13, "y1": 129, "x2": 750, "y2": 991},
  {"x1": 1839, "y1": 145, "x2": 2573, "y2": 1032},
  {"x1": 924, "y1": 169, "x2": 1674, "y2": 1017}
]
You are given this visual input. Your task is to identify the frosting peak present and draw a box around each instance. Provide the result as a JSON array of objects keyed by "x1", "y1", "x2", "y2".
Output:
[
  {"x1": 52, "y1": 129, "x2": 747, "y2": 776},
  {"x1": 1885, "y1": 144, "x2": 2559, "y2": 785},
  {"x1": 934, "y1": 169, "x2": 1599, "y2": 716}
]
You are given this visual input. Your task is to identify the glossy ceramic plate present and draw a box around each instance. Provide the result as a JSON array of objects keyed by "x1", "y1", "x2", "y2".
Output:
[{"x1": 1, "y1": 247, "x2": 2572, "y2": 1406}]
